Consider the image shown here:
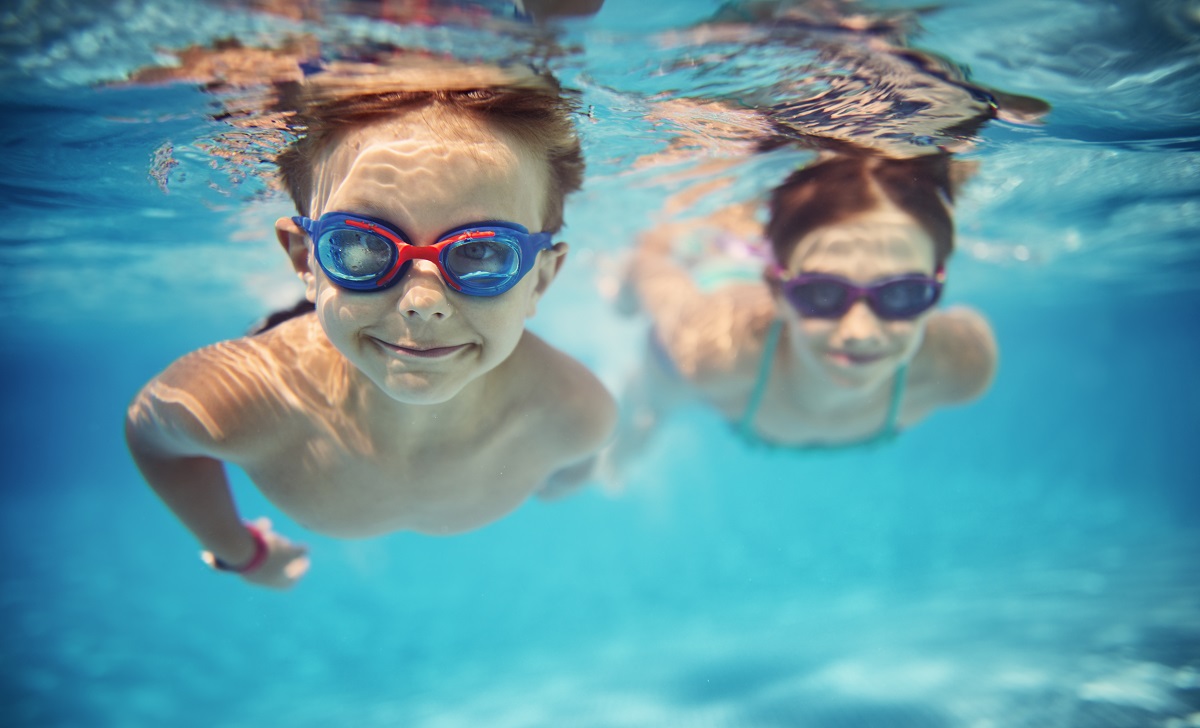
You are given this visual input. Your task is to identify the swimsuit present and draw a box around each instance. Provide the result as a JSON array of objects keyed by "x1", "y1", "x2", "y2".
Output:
[{"x1": 737, "y1": 319, "x2": 908, "y2": 449}]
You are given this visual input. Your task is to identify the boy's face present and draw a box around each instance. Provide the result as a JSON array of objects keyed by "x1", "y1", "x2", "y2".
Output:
[{"x1": 277, "y1": 108, "x2": 565, "y2": 405}]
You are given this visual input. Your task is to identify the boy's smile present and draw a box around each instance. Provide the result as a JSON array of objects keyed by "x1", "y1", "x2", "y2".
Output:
[
  {"x1": 287, "y1": 106, "x2": 562, "y2": 406},
  {"x1": 372, "y1": 338, "x2": 472, "y2": 359}
]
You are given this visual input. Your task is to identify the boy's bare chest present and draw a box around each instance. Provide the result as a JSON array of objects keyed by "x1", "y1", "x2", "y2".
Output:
[{"x1": 241, "y1": 424, "x2": 546, "y2": 538}]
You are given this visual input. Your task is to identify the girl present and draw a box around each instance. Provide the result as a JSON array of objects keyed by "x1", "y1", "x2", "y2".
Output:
[{"x1": 606, "y1": 154, "x2": 996, "y2": 475}]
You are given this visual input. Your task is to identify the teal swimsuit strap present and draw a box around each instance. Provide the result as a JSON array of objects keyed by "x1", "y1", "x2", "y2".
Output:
[
  {"x1": 878, "y1": 362, "x2": 909, "y2": 439},
  {"x1": 738, "y1": 319, "x2": 783, "y2": 436},
  {"x1": 738, "y1": 319, "x2": 910, "y2": 441}
]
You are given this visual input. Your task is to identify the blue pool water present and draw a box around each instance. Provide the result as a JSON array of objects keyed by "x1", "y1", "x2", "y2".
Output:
[{"x1": 3, "y1": 0, "x2": 1199, "y2": 726}]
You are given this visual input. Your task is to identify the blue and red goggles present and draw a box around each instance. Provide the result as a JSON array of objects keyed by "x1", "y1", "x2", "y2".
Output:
[
  {"x1": 769, "y1": 265, "x2": 945, "y2": 320},
  {"x1": 293, "y1": 212, "x2": 554, "y2": 297}
]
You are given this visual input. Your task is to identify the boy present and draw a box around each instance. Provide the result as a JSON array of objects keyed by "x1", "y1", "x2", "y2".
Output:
[{"x1": 125, "y1": 61, "x2": 616, "y2": 589}]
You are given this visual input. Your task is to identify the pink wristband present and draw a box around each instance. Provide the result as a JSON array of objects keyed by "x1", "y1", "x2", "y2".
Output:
[{"x1": 209, "y1": 523, "x2": 269, "y2": 574}]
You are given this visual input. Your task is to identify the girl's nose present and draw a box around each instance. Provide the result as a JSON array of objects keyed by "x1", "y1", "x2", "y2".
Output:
[
  {"x1": 832, "y1": 299, "x2": 883, "y2": 345},
  {"x1": 395, "y1": 261, "x2": 454, "y2": 321}
]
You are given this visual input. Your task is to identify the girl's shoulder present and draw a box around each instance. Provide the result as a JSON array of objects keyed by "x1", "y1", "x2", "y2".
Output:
[{"x1": 910, "y1": 306, "x2": 998, "y2": 405}]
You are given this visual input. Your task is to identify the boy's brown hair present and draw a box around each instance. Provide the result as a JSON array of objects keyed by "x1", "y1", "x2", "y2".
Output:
[
  {"x1": 766, "y1": 154, "x2": 958, "y2": 268},
  {"x1": 275, "y1": 60, "x2": 584, "y2": 232}
]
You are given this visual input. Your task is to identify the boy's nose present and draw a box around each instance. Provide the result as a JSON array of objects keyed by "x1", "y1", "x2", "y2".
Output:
[{"x1": 396, "y1": 261, "x2": 453, "y2": 320}]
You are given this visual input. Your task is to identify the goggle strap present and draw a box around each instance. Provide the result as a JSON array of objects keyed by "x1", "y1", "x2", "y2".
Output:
[{"x1": 442, "y1": 229, "x2": 498, "y2": 246}]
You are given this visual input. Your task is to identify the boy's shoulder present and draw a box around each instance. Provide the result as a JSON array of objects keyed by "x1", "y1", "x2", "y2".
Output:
[
  {"x1": 139, "y1": 313, "x2": 335, "y2": 457},
  {"x1": 163, "y1": 312, "x2": 329, "y2": 388},
  {"x1": 504, "y1": 331, "x2": 618, "y2": 463}
]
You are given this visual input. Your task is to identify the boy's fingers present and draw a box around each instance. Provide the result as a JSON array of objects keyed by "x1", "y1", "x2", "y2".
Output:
[{"x1": 284, "y1": 556, "x2": 310, "y2": 579}]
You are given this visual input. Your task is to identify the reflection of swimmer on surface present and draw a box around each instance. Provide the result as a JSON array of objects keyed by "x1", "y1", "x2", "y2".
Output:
[
  {"x1": 603, "y1": 154, "x2": 997, "y2": 480},
  {"x1": 125, "y1": 58, "x2": 616, "y2": 589},
  {"x1": 127, "y1": 0, "x2": 608, "y2": 90},
  {"x1": 235, "y1": 0, "x2": 603, "y2": 24},
  {"x1": 642, "y1": 0, "x2": 1049, "y2": 162}
]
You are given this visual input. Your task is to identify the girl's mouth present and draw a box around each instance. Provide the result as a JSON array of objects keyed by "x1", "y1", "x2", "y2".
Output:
[{"x1": 827, "y1": 350, "x2": 887, "y2": 366}]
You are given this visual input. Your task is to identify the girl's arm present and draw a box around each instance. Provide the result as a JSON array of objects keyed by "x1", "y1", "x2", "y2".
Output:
[{"x1": 630, "y1": 218, "x2": 773, "y2": 384}]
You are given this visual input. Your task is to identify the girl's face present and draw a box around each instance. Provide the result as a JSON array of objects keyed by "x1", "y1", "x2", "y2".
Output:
[{"x1": 777, "y1": 201, "x2": 939, "y2": 390}]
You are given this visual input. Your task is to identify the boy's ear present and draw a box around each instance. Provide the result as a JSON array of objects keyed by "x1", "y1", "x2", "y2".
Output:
[
  {"x1": 526, "y1": 242, "x2": 568, "y2": 317},
  {"x1": 275, "y1": 217, "x2": 317, "y2": 302}
]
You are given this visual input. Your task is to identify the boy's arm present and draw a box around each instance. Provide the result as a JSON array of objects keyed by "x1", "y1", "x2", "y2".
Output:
[
  {"x1": 124, "y1": 433, "x2": 256, "y2": 564},
  {"x1": 125, "y1": 351, "x2": 309, "y2": 589},
  {"x1": 536, "y1": 457, "x2": 599, "y2": 501},
  {"x1": 524, "y1": 337, "x2": 618, "y2": 501}
]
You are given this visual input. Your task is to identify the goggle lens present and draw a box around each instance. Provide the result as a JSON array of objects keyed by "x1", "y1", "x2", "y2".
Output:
[
  {"x1": 317, "y1": 229, "x2": 394, "y2": 282},
  {"x1": 444, "y1": 239, "x2": 520, "y2": 286},
  {"x1": 875, "y1": 279, "x2": 939, "y2": 318},
  {"x1": 791, "y1": 278, "x2": 850, "y2": 317}
]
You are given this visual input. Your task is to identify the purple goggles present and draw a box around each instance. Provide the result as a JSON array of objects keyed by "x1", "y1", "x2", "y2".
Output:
[{"x1": 769, "y1": 266, "x2": 945, "y2": 321}]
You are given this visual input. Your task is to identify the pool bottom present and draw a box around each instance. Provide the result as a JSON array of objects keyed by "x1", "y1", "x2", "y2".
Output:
[
  {"x1": 268, "y1": 551, "x2": 1200, "y2": 728},
  {"x1": 4, "y1": 486, "x2": 1197, "y2": 728}
]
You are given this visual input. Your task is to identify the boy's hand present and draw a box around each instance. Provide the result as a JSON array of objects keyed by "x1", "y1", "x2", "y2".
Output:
[
  {"x1": 536, "y1": 459, "x2": 597, "y2": 502},
  {"x1": 238, "y1": 518, "x2": 310, "y2": 590}
]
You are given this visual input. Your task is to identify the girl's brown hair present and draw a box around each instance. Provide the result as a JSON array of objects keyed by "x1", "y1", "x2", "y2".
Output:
[{"x1": 766, "y1": 154, "x2": 958, "y2": 268}]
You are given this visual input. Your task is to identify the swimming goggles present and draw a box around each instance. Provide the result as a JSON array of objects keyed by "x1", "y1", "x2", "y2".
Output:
[
  {"x1": 292, "y1": 212, "x2": 553, "y2": 297},
  {"x1": 770, "y1": 266, "x2": 945, "y2": 320}
]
